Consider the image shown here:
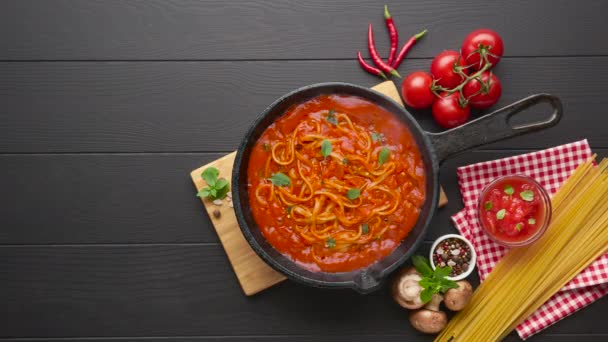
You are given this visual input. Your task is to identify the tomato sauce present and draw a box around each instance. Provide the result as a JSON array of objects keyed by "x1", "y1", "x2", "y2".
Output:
[
  {"x1": 246, "y1": 94, "x2": 427, "y2": 272},
  {"x1": 479, "y1": 176, "x2": 551, "y2": 246}
]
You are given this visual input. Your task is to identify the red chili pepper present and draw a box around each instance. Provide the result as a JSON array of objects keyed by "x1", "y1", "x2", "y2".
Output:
[
  {"x1": 392, "y1": 29, "x2": 427, "y2": 69},
  {"x1": 368, "y1": 24, "x2": 400, "y2": 78},
  {"x1": 384, "y1": 5, "x2": 398, "y2": 66},
  {"x1": 357, "y1": 51, "x2": 386, "y2": 79}
]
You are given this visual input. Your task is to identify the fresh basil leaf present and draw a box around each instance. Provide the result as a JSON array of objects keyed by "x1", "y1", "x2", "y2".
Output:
[
  {"x1": 347, "y1": 188, "x2": 360, "y2": 200},
  {"x1": 515, "y1": 222, "x2": 523, "y2": 232},
  {"x1": 378, "y1": 147, "x2": 390, "y2": 166},
  {"x1": 215, "y1": 186, "x2": 229, "y2": 200},
  {"x1": 321, "y1": 139, "x2": 332, "y2": 158},
  {"x1": 520, "y1": 190, "x2": 535, "y2": 202},
  {"x1": 484, "y1": 201, "x2": 493, "y2": 210},
  {"x1": 210, "y1": 188, "x2": 217, "y2": 197},
  {"x1": 197, "y1": 187, "x2": 211, "y2": 198},
  {"x1": 361, "y1": 223, "x2": 369, "y2": 234},
  {"x1": 325, "y1": 237, "x2": 336, "y2": 249},
  {"x1": 504, "y1": 184, "x2": 514, "y2": 195},
  {"x1": 420, "y1": 287, "x2": 435, "y2": 304},
  {"x1": 496, "y1": 209, "x2": 506, "y2": 220},
  {"x1": 528, "y1": 218, "x2": 536, "y2": 225},
  {"x1": 326, "y1": 109, "x2": 337, "y2": 125},
  {"x1": 418, "y1": 278, "x2": 432, "y2": 288},
  {"x1": 215, "y1": 178, "x2": 229, "y2": 190},
  {"x1": 202, "y1": 167, "x2": 219, "y2": 187},
  {"x1": 439, "y1": 279, "x2": 459, "y2": 292},
  {"x1": 434, "y1": 266, "x2": 452, "y2": 279},
  {"x1": 412, "y1": 255, "x2": 434, "y2": 277},
  {"x1": 269, "y1": 172, "x2": 290, "y2": 187}
]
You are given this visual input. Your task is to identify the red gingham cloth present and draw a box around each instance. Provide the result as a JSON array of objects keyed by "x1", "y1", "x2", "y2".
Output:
[{"x1": 451, "y1": 139, "x2": 608, "y2": 339}]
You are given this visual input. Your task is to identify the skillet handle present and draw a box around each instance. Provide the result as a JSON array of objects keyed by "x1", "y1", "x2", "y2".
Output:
[{"x1": 427, "y1": 94, "x2": 563, "y2": 163}]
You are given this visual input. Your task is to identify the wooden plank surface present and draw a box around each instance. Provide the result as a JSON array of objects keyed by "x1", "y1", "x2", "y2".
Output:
[
  {"x1": 1, "y1": 58, "x2": 607, "y2": 153},
  {"x1": 2, "y1": 0, "x2": 608, "y2": 340},
  {"x1": 1, "y1": 0, "x2": 607, "y2": 60},
  {"x1": 1, "y1": 150, "x2": 605, "y2": 245},
  {"x1": 0, "y1": 244, "x2": 606, "y2": 338}
]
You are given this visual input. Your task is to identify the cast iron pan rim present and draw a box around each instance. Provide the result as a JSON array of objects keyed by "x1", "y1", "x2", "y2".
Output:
[{"x1": 232, "y1": 82, "x2": 439, "y2": 291}]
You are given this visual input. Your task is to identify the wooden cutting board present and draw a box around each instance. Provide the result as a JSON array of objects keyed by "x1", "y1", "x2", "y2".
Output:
[{"x1": 190, "y1": 81, "x2": 448, "y2": 296}]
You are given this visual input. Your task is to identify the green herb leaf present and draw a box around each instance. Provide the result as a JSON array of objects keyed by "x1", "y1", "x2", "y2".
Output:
[
  {"x1": 197, "y1": 168, "x2": 231, "y2": 200},
  {"x1": 347, "y1": 188, "x2": 360, "y2": 200},
  {"x1": 378, "y1": 147, "x2": 390, "y2": 166},
  {"x1": 361, "y1": 223, "x2": 369, "y2": 234},
  {"x1": 202, "y1": 167, "x2": 219, "y2": 187},
  {"x1": 286, "y1": 206, "x2": 293, "y2": 214},
  {"x1": 515, "y1": 223, "x2": 523, "y2": 232},
  {"x1": 321, "y1": 140, "x2": 332, "y2": 158},
  {"x1": 269, "y1": 172, "x2": 291, "y2": 187},
  {"x1": 439, "y1": 279, "x2": 459, "y2": 292},
  {"x1": 325, "y1": 237, "x2": 336, "y2": 249},
  {"x1": 520, "y1": 190, "x2": 535, "y2": 202},
  {"x1": 504, "y1": 184, "x2": 514, "y2": 195},
  {"x1": 418, "y1": 278, "x2": 432, "y2": 289},
  {"x1": 434, "y1": 266, "x2": 452, "y2": 279},
  {"x1": 484, "y1": 201, "x2": 493, "y2": 210},
  {"x1": 528, "y1": 218, "x2": 536, "y2": 225},
  {"x1": 326, "y1": 109, "x2": 337, "y2": 125},
  {"x1": 342, "y1": 158, "x2": 348, "y2": 165},
  {"x1": 496, "y1": 209, "x2": 506, "y2": 220},
  {"x1": 412, "y1": 255, "x2": 434, "y2": 277},
  {"x1": 215, "y1": 178, "x2": 229, "y2": 190},
  {"x1": 196, "y1": 188, "x2": 211, "y2": 198},
  {"x1": 215, "y1": 186, "x2": 229, "y2": 199},
  {"x1": 263, "y1": 143, "x2": 270, "y2": 152},
  {"x1": 420, "y1": 287, "x2": 435, "y2": 304}
]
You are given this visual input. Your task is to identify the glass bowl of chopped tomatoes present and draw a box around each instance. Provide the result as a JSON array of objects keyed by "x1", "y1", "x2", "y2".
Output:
[{"x1": 478, "y1": 175, "x2": 552, "y2": 247}]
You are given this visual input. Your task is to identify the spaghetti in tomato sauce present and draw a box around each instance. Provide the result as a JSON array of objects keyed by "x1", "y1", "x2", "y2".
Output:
[{"x1": 247, "y1": 94, "x2": 426, "y2": 272}]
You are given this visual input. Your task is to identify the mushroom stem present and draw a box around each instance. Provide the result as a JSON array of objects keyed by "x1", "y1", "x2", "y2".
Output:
[{"x1": 425, "y1": 293, "x2": 444, "y2": 311}]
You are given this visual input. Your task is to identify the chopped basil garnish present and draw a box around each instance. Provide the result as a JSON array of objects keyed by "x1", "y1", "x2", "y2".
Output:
[{"x1": 269, "y1": 172, "x2": 290, "y2": 186}]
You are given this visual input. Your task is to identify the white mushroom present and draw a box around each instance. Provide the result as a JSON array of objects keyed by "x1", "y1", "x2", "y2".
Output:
[
  {"x1": 409, "y1": 294, "x2": 448, "y2": 334},
  {"x1": 392, "y1": 267, "x2": 425, "y2": 310}
]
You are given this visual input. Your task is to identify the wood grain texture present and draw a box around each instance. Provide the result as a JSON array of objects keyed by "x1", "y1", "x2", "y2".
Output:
[
  {"x1": 187, "y1": 81, "x2": 447, "y2": 296},
  {"x1": 2, "y1": 336, "x2": 606, "y2": 342},
  {"x1": 1, "y1": 150, "x2": 605, "y2": 245},
  {"x1": 1, "y1": 58, "x2": 607, "y2": 153},
  {"x1": 0, "y1": 244, "x2": 605, "y2": 338},
  {"x1": 191, "y1": 152, "x2": 286, "y2": 295},
  {"x1": 1, "y1": 0, "x2": 607, "y2": 60}
]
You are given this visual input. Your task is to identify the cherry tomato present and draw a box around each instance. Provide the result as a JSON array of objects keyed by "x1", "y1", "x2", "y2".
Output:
[
  {"x1": 432, "y1": 92, "x2": 470, "y2": 129},
  {"x1": 430, "y1": 50, "x2": 468, "y2": 89},
  {"x1": 461, "y1": 29, "x2": 504, "y2": 70},
  {"x1": 401, "y1": 71, "x2": 435, "y2": 109},
  {"x1": 462, "y1": 71, "x2": 502, "y2": 109}
]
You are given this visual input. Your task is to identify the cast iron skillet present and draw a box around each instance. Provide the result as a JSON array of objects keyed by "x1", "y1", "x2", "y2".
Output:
[{"x1": 232, "y1": 83, "x2": 562, "y2": 293}]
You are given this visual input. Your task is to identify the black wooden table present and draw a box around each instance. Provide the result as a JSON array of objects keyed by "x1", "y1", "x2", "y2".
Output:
[{"x1": 1, "y1": 1, "x2": 606, "y2": 341}]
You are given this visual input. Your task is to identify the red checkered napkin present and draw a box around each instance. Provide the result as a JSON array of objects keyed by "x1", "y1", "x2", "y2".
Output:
[{"x1": 451, "y1": 139, "x2": 608, "y2": 340}]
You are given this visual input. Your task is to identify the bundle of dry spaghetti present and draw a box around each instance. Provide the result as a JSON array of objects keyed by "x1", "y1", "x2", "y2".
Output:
[{"x1": 436, "y1": 156, "x2": 608, "y2": 341}]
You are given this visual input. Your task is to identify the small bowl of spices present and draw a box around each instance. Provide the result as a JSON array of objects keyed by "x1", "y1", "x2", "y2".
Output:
[{"x1": 429, "y1": 234, "x2": 476, "y2": 281}]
